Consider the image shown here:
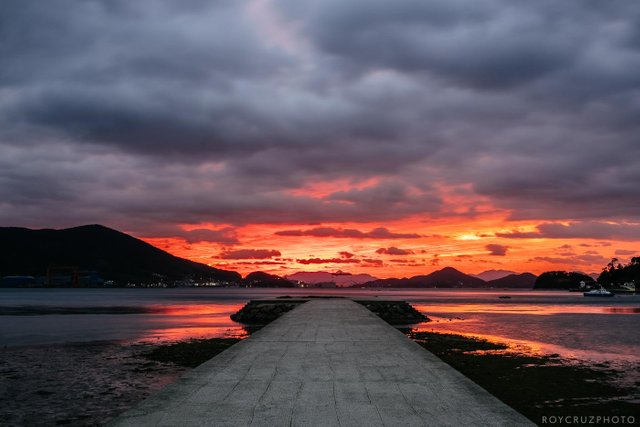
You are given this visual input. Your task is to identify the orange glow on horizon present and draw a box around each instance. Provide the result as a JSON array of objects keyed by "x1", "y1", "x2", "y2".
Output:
[
  {"x1": 138, "y1": 213, "x2": 634, "y2": 278},
  {"x1": 134, "y1": 180, "x2": 635, "y2": 278}
]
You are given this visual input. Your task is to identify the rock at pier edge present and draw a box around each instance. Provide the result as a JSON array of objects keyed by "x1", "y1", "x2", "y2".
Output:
[{"x1": 230, "y1": 298, "x2": 430, "y2": 325}]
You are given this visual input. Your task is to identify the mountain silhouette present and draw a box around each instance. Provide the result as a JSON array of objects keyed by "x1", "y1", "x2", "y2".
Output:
[
  {"x1": 286, "y1": 271, "x2": 378, "y2": 286},
  {"x1": 0, "y1": 224, "x2": 240, "y2": 283},
  {"x1": 245, "y1": 271, "x2": 296, "y2": 287},
  {"x1": 474, "y1": 269, "x2": 518, "y2": 281},
  {"x1": 360, "y1": 267, "x2": 487, "y2": 288},
  {"x1": 487, "y1": 273, "x2": 537, "y2": 288}
]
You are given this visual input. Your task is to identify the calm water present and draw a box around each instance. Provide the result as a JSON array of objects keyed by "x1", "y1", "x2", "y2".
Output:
[{"x1": 1, "y1": 288, "x2": 639, "y2": 366}]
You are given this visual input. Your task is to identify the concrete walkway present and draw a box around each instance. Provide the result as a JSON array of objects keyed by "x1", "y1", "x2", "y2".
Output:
[{"x1": 112, "y1": 299, "x2": 533, "y2": 426}]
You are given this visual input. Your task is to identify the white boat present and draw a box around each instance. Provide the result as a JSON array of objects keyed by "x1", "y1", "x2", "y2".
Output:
[{"x1": 584, "y1": 286, "x2": 614, "y2": 297}]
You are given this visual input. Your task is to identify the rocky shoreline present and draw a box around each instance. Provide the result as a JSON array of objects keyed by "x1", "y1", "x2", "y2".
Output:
[
  {"x1": 354, "y1": 300, "x2": 430, "y2": 324},
  {"x1": 229, "y1": 298, "x2": 430, "y2": 325},
  {"x1": 229, "y1": 299, "x2": 307, "y2": 324}
]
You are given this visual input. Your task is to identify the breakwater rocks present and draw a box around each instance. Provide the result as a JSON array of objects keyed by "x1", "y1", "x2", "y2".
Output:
[
  {"x1": 230, "y1": 298, "x2": 429, "y2": 325},
  {"x1": 230, "y1": 300, "x2": 306, "y2": 324},
  {"x1": 356, "y1": 300, "x2": 430, "y2": 324}
]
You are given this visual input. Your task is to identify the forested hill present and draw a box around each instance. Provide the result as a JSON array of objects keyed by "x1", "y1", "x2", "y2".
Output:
[{"x1": 0, "y1": 224, "x2": 241, "y2": 283}]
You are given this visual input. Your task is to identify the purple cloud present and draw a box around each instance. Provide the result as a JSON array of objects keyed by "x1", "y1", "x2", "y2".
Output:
[
  {"x1": 375, "y1": 247, "x2": 414, "y2": 255},
  {"x1": 0, "y1": 0, "x2": 639, "y2": 245},
  {"x1": 614, "y1": 249, "x2": 636, "y2": 256},
  {"x1": 218, "y1": 249, "x2": 281, "y2": 260},
  {"x1": 498, "y1": 222, "x2": 640, "y2": 241},
  {"x1": 339, "y1": 251, "x2": 355, "y2": 258},
  {"x1": 297, "y1": 258, "x2": 362, "y2": 265},
  {"x1": 276, "y1": 227, "x2": 420, "y2": 239},
  {"x1": 486, "y1": 244, "x2": 509, "y2": 256}
]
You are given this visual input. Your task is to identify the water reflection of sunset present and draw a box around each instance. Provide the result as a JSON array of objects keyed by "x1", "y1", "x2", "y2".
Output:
[
  {"x1": 141, "y1": 325, "x2": 250, "y2": 342},
  {"x1": 154, "y1": 304, "x2": 243, "y2": 316},
  {"x1": 140, "y1": 303, "x2": 247, "y2": 342},
  {"x1": 411, "y1": 326, "x2": 549, "y2": 355},
  {"x1": 409, "y1": 326, "x2": 640, "y2": 365},
  {"x1": 413, "y1": 304, "x2": 640, "y2": 316},
  {"x1": 409, "y1": 295, "x2": 640, "y2": 367}
]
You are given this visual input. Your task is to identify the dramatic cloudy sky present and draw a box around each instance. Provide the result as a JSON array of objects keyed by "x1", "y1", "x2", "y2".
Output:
[{"x1": 1, "y1": 0, "x2": 639, "y2": 276}]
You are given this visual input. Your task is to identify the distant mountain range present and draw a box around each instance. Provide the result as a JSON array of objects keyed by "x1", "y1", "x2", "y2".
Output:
[
  {"x1": 287, "y1": 269, "x2": 538, "y2": 289},
  {"x1": 286, "y1": 271, "x2": 379, "y2": 286},
  {"x1": 487, "y1": 272, "x2": 537, "y2": 288},
  {"x1": 473, "y1": 269, "x2": 518, "y2": 281},
  {"x1": 358, "y1": 267, "x2": 537, "y2": 289},
  {"x1": 0, "y1": 224, "x2": 542, "y2": 289},
  {"x1": 0, "y1": 224, "x2": 241, "y2": 283},
  {"x1": 246, "y1": 271, "x2": 296, "y2": 287}
]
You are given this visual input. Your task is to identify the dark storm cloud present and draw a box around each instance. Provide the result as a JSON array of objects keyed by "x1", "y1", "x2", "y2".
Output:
[
  {"x1": 1, "y1": 0, "x2": 640, "y2": 233},
  {"x1": 1, "y1": 0, "x2": 297, "y2": 157},
  {"x1": 276, "y1": 0, "x2": 580, "y2": 89}
]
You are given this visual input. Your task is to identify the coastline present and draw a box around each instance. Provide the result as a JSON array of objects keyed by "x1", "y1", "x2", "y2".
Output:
[
  {"x1": 3, "y1": 331, "x2": 637, "y2": 426},
  {"x1": 404, "y1": 330, "x2": 640, "y2": 425},
  {"x1": 2, "y1": 291, "x2": 638, "y2": 426},
  {"x1": 0, "y1": 338, "x2": 241, "y2": 426}
]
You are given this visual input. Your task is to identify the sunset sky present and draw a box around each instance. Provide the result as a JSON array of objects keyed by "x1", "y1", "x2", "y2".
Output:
[{"x1": 1, "y1": 1, "x2": 639, "y2": 277}]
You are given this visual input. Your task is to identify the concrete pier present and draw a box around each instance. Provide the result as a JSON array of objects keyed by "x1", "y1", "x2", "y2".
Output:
[{"x1": 112, "y1": 299, "x2": 533, "y2": 426}]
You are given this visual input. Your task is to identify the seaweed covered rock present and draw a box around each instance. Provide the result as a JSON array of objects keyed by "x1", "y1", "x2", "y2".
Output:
[
  {"x1": 230, "y1": 300, "x2": 306, "y2": 324},
  {"x1": 356, "y1": 300, "x2": 429, "y2": 324}
]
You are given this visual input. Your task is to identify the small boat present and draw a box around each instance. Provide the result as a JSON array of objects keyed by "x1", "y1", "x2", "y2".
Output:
[{"x1": 584, "y1": 286, "x2": 614, "y2": 297}]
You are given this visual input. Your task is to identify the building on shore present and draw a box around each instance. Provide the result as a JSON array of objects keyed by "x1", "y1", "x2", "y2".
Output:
[{"x1": 1, "y1": 276, "x2": 42, "y2": 287}]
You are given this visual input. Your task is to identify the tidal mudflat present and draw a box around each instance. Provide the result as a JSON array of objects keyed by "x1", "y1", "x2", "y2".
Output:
[
  {"x1": 0, "y1": 338, "x2": 242, "y2": 426},
  {"x1": 2, "y1": 289, "x2": 639, "y2": 425},
  {"x1": 406, "y1": 330, "x2": 640, "y2": 425},
  {"x1": 0, "y1": 340, "x2": 180, "y2": 426}
]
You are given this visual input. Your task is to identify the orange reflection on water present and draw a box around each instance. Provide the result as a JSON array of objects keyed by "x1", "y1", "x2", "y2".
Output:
[
  {"x1": 141, "y1": 325, "x2": 250, "y2": 342},
  {"x1": 605, "y1": 307, "x2": 640, "y2": 314},
  {"x1": 412, "y1": 303, "x2": 640, "y2": 316},
  {"x1": 408, "y1": 325, "x2": 640, "y2": 363},
  {"x1": 154, "y1": 303, "x2": 243, "y2": 316},
  {"x1": 411, "y1": 325, "x2": 549, "y2": 355},
  {"x1": 137, "y1": 303, "x2": 247, "y2": 342}
]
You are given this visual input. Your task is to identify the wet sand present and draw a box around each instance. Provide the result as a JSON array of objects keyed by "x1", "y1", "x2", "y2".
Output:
[
  {"x1": 404, "y1": 330, "x2": 640, "y2": 425},
  {"x1": 4, "y1": 332, "x2": 638, "y2": 426},
  {"x1": 0, "y1": 341, "x2": 187, "y2": 426},
  {"x1": 2, "y1": 292, "x2": 638, "y2": 425}
]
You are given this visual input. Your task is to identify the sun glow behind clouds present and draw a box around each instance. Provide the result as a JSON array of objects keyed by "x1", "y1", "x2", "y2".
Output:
[
  {"x1": 2, "y1": 0, "x2": 639, "y2": 278},
  {"x1": 140, "y1": 211, "x2": 633, "y2": 278},
  {"x1": 457, "y1": 234, "x2": 482, "y2": 241}
]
